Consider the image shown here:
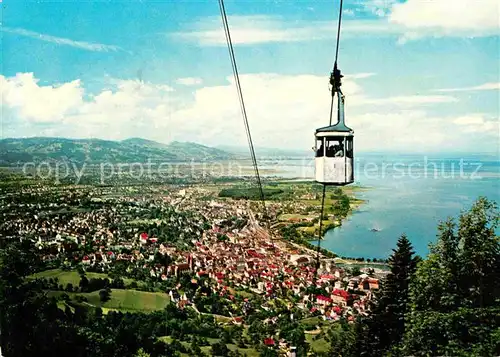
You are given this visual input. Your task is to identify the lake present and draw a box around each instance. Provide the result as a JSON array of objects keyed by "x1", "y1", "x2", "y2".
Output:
[{"x1": 257, "y1": 153, "x2": 499, "y2": 259}]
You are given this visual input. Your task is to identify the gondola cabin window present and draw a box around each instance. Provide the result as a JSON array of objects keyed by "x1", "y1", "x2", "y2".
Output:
[
  {"x1": 316, "y1": 138, "x2": 325, "y2": 157},
  {"x1": 345, "y1": 136, "x2": 353, "y2": 159},
  {"x1": 325, "y1": 137, "x2": 344, "y2": 157},
  {"x1": 316, "y1": 137, "x2": 347, "y2": 158}
]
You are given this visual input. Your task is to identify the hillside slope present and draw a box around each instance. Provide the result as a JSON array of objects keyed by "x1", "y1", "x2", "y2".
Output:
[{"x1": 0, "y1": 137, "x2": 236, "y2": 164}]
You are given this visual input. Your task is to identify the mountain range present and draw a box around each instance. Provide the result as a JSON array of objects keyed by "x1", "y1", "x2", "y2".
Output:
[{"x1": 0, "y1": 137, "x2": 238, "y2": 165}]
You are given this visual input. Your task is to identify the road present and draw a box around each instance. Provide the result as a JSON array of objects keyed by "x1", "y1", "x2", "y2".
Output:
[{"x1": 247, "y1": 208, "x2": 270, "y2": 241}]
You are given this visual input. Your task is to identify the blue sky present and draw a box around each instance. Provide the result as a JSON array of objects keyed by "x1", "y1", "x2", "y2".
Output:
[{"x1": 1, "y1": 0, "x2": 499, "y2": 153}]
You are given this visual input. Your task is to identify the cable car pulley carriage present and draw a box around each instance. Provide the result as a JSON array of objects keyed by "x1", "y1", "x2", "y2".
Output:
[{"x1": 314, "y1": 0, "x2": 354, "y2": 186}]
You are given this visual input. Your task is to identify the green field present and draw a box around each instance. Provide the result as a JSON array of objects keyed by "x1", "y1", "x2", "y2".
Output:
[
  {"x1": 33, "y1": 269, "x2": 167, "y2": 312},
  {"x1": 300, "y1": 316, "x2": 324, "y2": 328},
  {"x1": 301, "y1": 317, "x2": 331, "y2": 353},
  {"x1": 31, "y1": 269, "x2": 107, "y2": 285},
  {"x1": 49, "y1": 288, "x2": 170, "y2": 312},
  {"x1": 300, "y1": 316, "x2": 332, "y2": 330},
  {"x1": 30, "y1": 268, "x2": 139, "y2": 287},
  {"x1": 89, "y1": 289, "x2": 171, "y2": 311},
  {"x1": 278, "y1": 213, "x2": 316, "y2": 221}
]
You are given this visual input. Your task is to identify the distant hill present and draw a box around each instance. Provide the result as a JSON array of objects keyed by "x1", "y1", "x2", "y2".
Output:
[{"x1": 0, "y1": 137, "x2": 236, "y2": 165}]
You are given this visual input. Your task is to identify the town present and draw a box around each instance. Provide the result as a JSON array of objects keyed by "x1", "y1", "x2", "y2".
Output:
[{"x1": 0, "y1": 170, "x2": 385, "y2": 356}]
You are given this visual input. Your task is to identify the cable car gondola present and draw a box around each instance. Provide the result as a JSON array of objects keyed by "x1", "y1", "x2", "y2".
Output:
[
  {"x1": 314, "y1": 66, "x2": 354, "y2": 185},
  {"x1": 314, "y1": 0, "x2": 353, "y2": 186}
]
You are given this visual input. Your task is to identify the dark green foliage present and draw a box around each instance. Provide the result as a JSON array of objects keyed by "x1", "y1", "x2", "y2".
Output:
[
  {"x1": 330, "y1": 188, "x2": 343, "y2": 199},
  {"x1": 403, "y1": 307, "x2": 500, "y2": 356},
  {"x1": 457, "y1": 197, "x2": 499, "y2": 308},
  {"x1": 210, "y1": 341, "x2": 230, "y2": 356},
  {"x1": 260, "y1": 347, "x2": 278, "y2": 357},
  {"x1": 217, "y1": 233, "x2": 229, "y2": 242},
  {"x1": 79, "y1": 275, "x2": 89, "y2": 292},
  {"x1": 402, "y1": 197, "x2": 500, "y2": 356},
  {"x1": 99, "y1": 288, "x2": 111, "y2": 303},
  {"x1": 350, "y1": 266, "x2": 361, "y2": 277},
  {"x1": 331, "y1": 192, "x2": 350, "y2": 218},
  {"x1": 328, "y1": 319, "x2": 361, "y2": 357},
  {"x1": 358, "y1": 234, "x2": 418, "y2": 356}
]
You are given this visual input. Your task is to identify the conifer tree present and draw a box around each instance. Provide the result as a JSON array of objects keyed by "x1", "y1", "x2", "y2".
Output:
[
  {"x1": 457, "y1": 197, "x2": 499, "y2": 308},
  {"x1": 359, "y1": 234, "x2": 418, "y2": 356},
  {"x1": 409, "y1": 218, "x2": 460, "y2": 312}
]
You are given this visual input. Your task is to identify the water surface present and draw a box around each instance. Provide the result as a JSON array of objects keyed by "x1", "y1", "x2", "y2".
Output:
[{"x1": 259, "y1": 154, "x2": 499, "y2": 258}]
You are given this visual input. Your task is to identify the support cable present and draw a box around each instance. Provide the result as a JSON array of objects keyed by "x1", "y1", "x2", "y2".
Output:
[
  {"x1": 218, "y1": 0, "x2": 271, "y2": 238},
  {"x1": 334, "y1": 0, "x2": 344, "y2": 66}
]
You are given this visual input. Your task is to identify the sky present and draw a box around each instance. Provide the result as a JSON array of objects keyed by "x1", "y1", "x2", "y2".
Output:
[{"x1": 1, "y1": 0, "x2": 499, "y2": 153}]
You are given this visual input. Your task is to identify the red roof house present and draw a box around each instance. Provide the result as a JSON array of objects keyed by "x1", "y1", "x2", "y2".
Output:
[{"x1": 264, "y1": 338, "x2": 275, "y2": 346}]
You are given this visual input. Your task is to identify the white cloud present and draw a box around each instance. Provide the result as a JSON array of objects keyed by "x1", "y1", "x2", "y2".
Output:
[
  {"x1": 0, "y1": 73, "x2": 176, "y2": 134},
  {"x1": 176, "y1": 77, "x2": 203, "y2": 86},
  {"x1": 389, "y1": 0, "x2": 500, "y2": 39},
  {"x1": 63, "y1": 79, "x2": 178, "y2": 139},
  {"x1": 2, "y1": 72, "x2": 498, "y2": 153},
  {"x1": 173, "y1": 15, "x2": 313, "y2": 46},
  {"x1": 351, "y1": 111, "x2": 449, "y2": 150},
  {"x1": 453, "y1": 114, "x2": 499, "y2": 133},
  {"x1": 351, "y1": 111, "x2": 499, "y2": 152},
  {"x1": 171, "y1": 16, "x2": 400, "y2": 46},
  {"x1": 173, "y1": 1, "x2": 499, "y2": 47},
  {"x1": 364, "y1": 0, "x2": 500, "y2": 35},
  {"x1": 2, "y1": 27, "x2": 122, "y2": 52},
  {"x1": 436, "y1": 82, "x2": 500, "y2": 92},
  {"x1": 1, "y1": 73, "x2": 84, "y2": 123}
]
